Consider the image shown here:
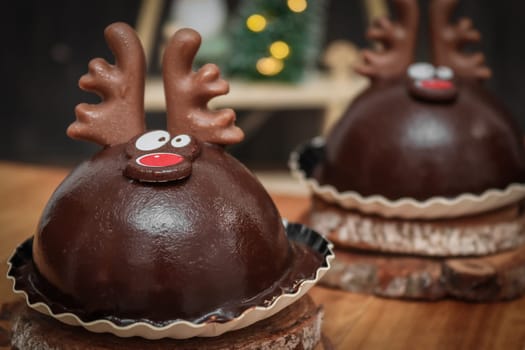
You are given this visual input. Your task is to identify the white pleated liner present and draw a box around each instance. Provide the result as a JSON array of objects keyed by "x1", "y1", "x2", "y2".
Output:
[{"x1": 289, "y1": 140, "x2": 525, "y2": 219}]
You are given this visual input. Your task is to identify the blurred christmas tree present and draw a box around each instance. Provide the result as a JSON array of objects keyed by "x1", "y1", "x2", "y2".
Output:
[{"x1": 227, "y1": 0, "x2": 326, "y2": 82}]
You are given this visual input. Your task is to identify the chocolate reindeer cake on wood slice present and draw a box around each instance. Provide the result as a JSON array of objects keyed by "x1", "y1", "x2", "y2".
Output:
[
  {"x1": 6, "y1": 22, "x2": 333, "y2": 348},
  {"x1": 290, "y1": 0, "x2": 525, "y2": 300}
]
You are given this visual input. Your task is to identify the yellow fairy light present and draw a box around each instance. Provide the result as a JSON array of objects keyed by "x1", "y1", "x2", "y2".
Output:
[
  {"x1": 287, "y1": 0, "x2": 308, "y2": 13},
  {"x1": 256, "y1": 57, "x2": 284, "y2": 76},
  {"x1": 246, "y1": 14, "x2": 267, "y2": 32},
  {"x1": 269, "y1": 41, "x2": 290, "y2": 59}
]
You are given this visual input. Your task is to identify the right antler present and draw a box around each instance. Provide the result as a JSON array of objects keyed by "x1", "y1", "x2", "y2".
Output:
[
  {"x1": 67, "y1": 22, "x2": 146, "y2": 146},
  {"x1": 356, "y1": 0, "x2": 419, "y2": 80},
  {"x1": 162, "y1": 29, "x2": 244, "y2": 145},
  {"x1": 430, "y1": 0, "x2": 491, "y2": 80}
]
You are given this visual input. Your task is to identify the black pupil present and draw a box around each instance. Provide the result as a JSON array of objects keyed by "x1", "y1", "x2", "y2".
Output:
[
  {"x1": 176, "y1": 138, "x2": 182, "y2": 143},
  {"x1": 158, "y1": 137, "x2": 166, "y2": 142}
]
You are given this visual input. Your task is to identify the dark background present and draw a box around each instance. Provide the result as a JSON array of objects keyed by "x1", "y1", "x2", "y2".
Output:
[{"x1": 3, "y1": 0, "x2": 525, "y2": 168}]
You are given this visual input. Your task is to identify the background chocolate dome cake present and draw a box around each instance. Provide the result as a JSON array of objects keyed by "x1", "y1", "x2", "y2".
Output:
[
  {"x1": 292, "y1": 0, "x2": 525, "y2": 300},
  {"x1": 8, "y1": 22, "x2": 332, "y2": 349},
  {"x1": 316, "y1": 78, "x2": 525, "y2": 201}
]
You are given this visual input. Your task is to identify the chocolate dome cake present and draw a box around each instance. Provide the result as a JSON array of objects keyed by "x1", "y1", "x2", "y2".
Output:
[
  {"x1": 314, "y1": 0, "x2": 525, "y2": 201},
  {"x1": 8, "y1": 23, "x2": 332, "y2": 348},
  {"x1": 291, "y1": 0, "x2": 525, "y2": 300},
  {"x1": 316, "y1": 79, "x2": 525, "y2": 200},
  {"x1": 32, "y1": 141, "x2": 313, "y2": 323}
]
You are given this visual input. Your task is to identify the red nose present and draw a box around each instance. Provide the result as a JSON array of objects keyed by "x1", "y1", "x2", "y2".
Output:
[
  {"x1": 420, "y1": 79, "x2": 454, "y2": 90},
  {"x1": 136, "y1": 153, "x2": 184, "y2": 167}
]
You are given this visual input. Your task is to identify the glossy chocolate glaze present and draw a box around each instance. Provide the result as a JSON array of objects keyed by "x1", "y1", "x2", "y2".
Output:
[
  {"x1": 32, "y1": 143, "x2": 322, "y2": 324},
  {"x1": 314, "y1": 79, "x2": 525, "y2": 200}
]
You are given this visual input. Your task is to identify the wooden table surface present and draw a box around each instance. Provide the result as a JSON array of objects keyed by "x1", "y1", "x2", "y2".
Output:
[{"x1": 1, "y1": 161, "x2": 525, "y2": 350}]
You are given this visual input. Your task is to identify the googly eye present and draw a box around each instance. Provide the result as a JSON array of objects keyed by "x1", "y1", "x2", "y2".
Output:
[
  {"x1": 171, "y1": 134, "x2": 192, "y2": 148},
  {"x1": 408, "y1": 63, "x2": 435, "y2": 80},
  {"x1": 135, "y1": 130, "x2": 170, "y2": 151},
  {"x1": 435, "y1": 66, "x2": 454, "y2": 80}
]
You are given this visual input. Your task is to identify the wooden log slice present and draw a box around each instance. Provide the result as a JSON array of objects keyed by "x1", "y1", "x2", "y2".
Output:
[
  {"x1": 309, "y1": 197, "x2": 525, "y2": 256},
  {"x1": 444, "y1": 246, "x2": 525, "y2": 301},
  {"x1": 9, "y1": 295, "x2": 326, "y2": 350},
  {"x1": 320, "y1": 248, "x2": 447, "y2": 300},
  {"x1": 0, "y1": 301, "x2": 21, "y2": 350},
  {"x1": 320, "y1": 245, "x2": 525, "y2": 301}
]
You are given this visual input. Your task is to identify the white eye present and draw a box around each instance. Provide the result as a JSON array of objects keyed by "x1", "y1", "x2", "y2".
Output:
[
  {"x1": 171, "y1": 134, "x2": 191, "y2": 148},
  {"x1": 408, "y1": 63, "x2": 435, "y2": 80},
  {"x1": 435, "y1": 66, "x2": 454, "y2": 80},
  {"x1": 135, "y1": 130, "x2": 170, "y2": 151}
]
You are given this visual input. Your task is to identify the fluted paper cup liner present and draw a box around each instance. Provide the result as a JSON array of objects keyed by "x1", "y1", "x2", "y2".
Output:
[
  {"x1": 7, "y1": 222, "x2": 333, "y2": 339},
  {"x1": 290, "y1": 137, "x2": 525, "y2": 219}
]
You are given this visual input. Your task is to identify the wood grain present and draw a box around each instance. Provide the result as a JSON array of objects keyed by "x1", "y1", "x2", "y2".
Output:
[{"x1": 1, "y1": 162, "x2": 525, "y2": 349}]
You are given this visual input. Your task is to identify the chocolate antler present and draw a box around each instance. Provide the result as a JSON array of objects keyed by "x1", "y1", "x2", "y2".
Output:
[
  {"x1": 356, "y1": 0, "x2": 419, "y2": 80},
  {"x1": 430, "y1": 0, "x2": 491, "y2": 80},
  {"x1": 162, "y1": 29, "x2": 244, "y2": 145},
  {"x1": 67, "y1": 22, "x2": 146, "y2": 146}
]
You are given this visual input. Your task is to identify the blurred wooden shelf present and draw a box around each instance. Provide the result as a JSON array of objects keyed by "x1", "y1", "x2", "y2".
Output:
[
  {"x1": 136, "y1": 0, "x2": 369, "y2": 135},
  {"x1": 145, "y1": 73, "x2": 369, "y2": 134}
]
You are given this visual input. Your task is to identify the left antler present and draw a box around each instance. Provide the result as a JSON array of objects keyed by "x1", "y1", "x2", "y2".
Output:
[
  {"x1": 68, "y1": 22, "x2": 146, "y2": 146},
  {"x1": 162, "y1": 28, "x2": 244, "y2": 145},
  {"x1": 430, "y1": 0, "x2": 491, "y2": 80},
  {"x1": 356, "y1": 0, "x2": 419, "y2": 80}
]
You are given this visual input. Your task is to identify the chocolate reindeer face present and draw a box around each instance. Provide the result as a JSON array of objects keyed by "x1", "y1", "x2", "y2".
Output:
[
  {"x1": 407, "y1": 62, "x2": 458, "y2": 102},
  {"x1": 124, "y1": 130, "x2": 201, "y2": 182}
]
